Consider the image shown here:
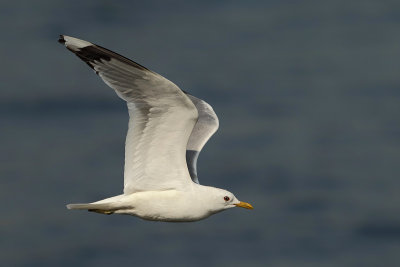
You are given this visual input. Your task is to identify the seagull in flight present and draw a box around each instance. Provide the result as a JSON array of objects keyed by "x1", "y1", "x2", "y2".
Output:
[{"x1": 59, "y1": 35, "x2": 253, "y2": 222}]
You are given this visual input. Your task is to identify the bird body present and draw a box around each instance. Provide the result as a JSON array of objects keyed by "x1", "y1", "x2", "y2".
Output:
[
  {"x1": 69, "y1": 185, "x2": 241, "y2": 222},
  {"x1": 59, "y1": 35, "x2": 253, "y2": 222}
]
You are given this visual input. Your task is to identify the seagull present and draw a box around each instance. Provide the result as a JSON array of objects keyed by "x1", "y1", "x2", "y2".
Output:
[{"x1": 59, "y1": 35, "x2": 253, "y2": 222}]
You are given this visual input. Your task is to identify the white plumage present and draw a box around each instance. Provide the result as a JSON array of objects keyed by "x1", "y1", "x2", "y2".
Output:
[{"x1": 59, "y1": 35, "x2": 253, "y2": 222}]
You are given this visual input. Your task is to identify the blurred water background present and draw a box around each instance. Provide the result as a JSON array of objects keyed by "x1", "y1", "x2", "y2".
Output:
[{"x1": 1, "y1": 1, "x2": 400, "y2": 266}]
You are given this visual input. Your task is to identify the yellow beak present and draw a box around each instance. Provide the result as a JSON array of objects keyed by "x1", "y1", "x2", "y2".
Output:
[{"x1": 235, "y1": 201, "x2": 254, "y2": 209}]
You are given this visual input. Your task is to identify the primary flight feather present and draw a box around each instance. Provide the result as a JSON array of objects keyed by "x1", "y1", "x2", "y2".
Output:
[{"x1": 59, "y1": 35, "x2": 253, "y2": 222}]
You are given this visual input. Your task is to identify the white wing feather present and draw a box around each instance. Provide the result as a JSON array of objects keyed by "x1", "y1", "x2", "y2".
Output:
[
  {"x1": 59, "y1": 35, "x2": 198, "y2": 194},
  {"x1": 185, "y1": 95, "x2": 219, "y2": 183},
  {"x1": 186, "y1": 95, "x2": 219, "y2": 151}
]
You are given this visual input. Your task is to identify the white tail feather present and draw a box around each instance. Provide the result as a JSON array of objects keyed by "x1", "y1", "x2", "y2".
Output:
[{"x1": 66, "y1": 203, "x2": 112, "y2": 210}]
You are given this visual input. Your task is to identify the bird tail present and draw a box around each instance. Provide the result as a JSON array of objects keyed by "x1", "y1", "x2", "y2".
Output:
[
  {"x1": 67, "y1": 195, "x2": 128, "y2": 214},
  {"x1": 66, "y1": 203, "x2": 117, "y2": 215}
]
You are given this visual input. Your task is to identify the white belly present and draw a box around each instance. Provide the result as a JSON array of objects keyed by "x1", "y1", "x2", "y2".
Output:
[{"x1": 113, "y1": 190, "x2": 215, "y2": 222}]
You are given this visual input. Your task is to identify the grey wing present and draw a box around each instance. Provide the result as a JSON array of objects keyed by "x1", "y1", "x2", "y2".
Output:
[
  {"x1": 185, "y1": 94, "x2": 219, "y2": 184},
  {"x1": 59, "y1": 35, "x2": 198, "y2": 193}
]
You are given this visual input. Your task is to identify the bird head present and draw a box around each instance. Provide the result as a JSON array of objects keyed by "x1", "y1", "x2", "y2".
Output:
[{"x1": 205, "y1": 187, "x2": 253, "y2": 212}]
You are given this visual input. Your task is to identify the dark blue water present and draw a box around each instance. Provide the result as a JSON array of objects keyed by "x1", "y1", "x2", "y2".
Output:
[{"x1": 1, "y1": 1, "x2": 400, "y2": 266}]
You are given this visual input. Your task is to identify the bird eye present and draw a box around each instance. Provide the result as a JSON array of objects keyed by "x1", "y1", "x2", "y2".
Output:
[{"x1": 224, "y1": 196, "x2": 230, "y2": 201}]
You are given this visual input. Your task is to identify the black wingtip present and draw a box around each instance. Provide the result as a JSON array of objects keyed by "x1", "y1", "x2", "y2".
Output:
[{"x1": 58, "y1": 35, "x2": 66, "y2": 44}]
